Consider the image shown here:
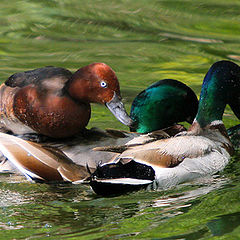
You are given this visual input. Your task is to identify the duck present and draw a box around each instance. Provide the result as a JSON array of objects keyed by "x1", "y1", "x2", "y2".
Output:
[
  {"x1": 0, "y1": 63, "x2": 133, "y2": 139},
  {"x1": 0, "y1": 79, "x2": 199, "y2": 182},
  {"x1": 89, "y1": 60, "x2": 240, "y2": 196}
]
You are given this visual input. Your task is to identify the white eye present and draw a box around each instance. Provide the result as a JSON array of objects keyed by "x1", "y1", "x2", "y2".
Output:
[{"x1": 100, "y1": 81, "x2": 107, "y2": 88}]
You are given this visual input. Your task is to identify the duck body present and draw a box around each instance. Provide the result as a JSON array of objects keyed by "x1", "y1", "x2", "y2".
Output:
[
  {"x1": 90, "y1": 122, "x2": 232, "y2": 195},
  {"x1": 44, "y1": 128, "x2": 139, "y2": 169},
  {"x1": 141, "y1": 132, "x2": 230, "y2": 188},
  {"x1": 0, "y1": 63, "x2": 132, "y2": 138},
  {"x1": 0, "y1": 67, "x2": 90, "y2": 138},
  {"x1": 89, "y1": 60, "x2": 239, "y2": 196}
]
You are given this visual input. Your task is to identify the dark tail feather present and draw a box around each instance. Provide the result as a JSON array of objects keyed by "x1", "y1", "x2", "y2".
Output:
[
  {"x1": 227, "y1": 124, "x2": 240, "y2": 148},
  {"x1": 227, "y1": 124, "x2": 240, "y2": 136},
  {"x1": 89, "y1": 160, "x2": 155, "y2": 196}
]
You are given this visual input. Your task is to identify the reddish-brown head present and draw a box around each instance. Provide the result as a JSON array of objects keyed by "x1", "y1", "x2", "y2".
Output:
[
  {"x1": 68, "y1": 63, "x2": 121, "y2": 104},
  {"x1": 67, "y1": 63, "x2": 133, "y2": 127}
]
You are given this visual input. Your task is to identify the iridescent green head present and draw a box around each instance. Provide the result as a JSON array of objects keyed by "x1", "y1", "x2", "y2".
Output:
[
  {"x1": 196, "y1": 60, "x2": 240, "y2": 128},
  {"x1": 130, "y1": 79, "x2": 198, "y2": 133}
]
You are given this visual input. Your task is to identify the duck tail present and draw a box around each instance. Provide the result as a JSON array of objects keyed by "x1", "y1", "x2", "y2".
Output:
[
  {"x1": 89, "y1": 160, "x2": 155, "y2": 196},
  {"x1": 0, "y1": 84, "x2": 18, "y2": 127},
  {"x1": 227, "y1": 124, "x2": 240, "y2": 136}
]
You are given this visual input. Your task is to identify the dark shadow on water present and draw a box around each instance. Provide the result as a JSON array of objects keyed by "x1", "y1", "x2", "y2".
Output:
[
  {"x1": 154, "y1": 212, "x2": 240, "y2": 240},
  {"x1": 207, "y1": 212, "x2": 240, "y2": 236},
  {"x1": 156, "y1": 228, "x2": 209, "y2": 240}
]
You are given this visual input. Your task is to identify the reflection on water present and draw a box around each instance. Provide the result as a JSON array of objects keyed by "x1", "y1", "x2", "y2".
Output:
[
  {"x1": 152, "y1": 176, "x2": 228, "y2": 209},
  {"x1": 0, "y1": 174, "x2": 234, "y2": 239},
  {"x1": 0, "y1": 188, "x2": 29, "y2": 208},
  {"x1": 0, "y1": 0, "x2": 240, "y2": 239}
]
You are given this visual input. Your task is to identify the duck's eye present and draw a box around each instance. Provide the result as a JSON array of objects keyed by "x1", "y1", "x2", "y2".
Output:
[{"x1": 100, "y1": 81, "x2": 107, "y2": 88}]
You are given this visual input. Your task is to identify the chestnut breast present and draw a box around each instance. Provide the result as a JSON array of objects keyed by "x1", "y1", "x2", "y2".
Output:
[{"x1": 13, "y1": 85, "x2": 91, "y2": 138}]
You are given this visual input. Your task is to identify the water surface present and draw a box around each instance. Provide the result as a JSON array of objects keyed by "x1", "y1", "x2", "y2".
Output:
[{"x1": 0, "y1": 0, "x2": 240, "y2": 239}]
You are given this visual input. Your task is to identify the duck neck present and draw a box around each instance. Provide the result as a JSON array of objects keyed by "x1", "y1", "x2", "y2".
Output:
[
  {"x1": 196, "y1": 74, "x2": 226, "y2": 127},
  {"x1": 65, "y1": 69, "x2": 96, "y2": 103},
  {"x1": 196, "y1": 60, "x2": 240, "y2": 128}
]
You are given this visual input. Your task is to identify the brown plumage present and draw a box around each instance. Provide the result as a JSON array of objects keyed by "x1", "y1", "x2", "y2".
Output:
[{"x1": 0, "y1": 132, "x2": 94, "y2": 182}]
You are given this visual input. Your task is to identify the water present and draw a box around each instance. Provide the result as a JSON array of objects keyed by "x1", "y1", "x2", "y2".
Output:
[{"x1": 0, "y1": 0, "x2": 240, "y2": 239}]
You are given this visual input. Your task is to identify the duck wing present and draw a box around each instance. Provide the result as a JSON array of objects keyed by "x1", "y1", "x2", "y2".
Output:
[
  {"x1": 93, "y1": 129, "x2": 171, "y2": 153},
  {"x1": 116, "y1": 135, "x2": 221, "y2": 167},
  {"x1": 0, "y1": 132, "x2": 92, "y2": 183},
  {"x1": 5, "y1": 66, "x2": 72, "y2": 90},
  {"x1": 0, "y1": 67, "x2": 74, "y2": 136},
  {"x1": 93, "y1": 124, "x2": 186, "y2": 154}
]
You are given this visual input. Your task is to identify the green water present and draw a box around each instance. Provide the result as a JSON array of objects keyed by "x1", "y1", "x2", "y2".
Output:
[{"x1": 0, "y1": 0, "x2": 240, "y2": 239}]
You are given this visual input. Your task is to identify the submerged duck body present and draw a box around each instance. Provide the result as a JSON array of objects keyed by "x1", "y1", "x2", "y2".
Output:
[
  {"x1": 0, "y1": 63, "x2": 132, "y2": 138},
  {"x1": 90, "y1": 60, "x2": 240, "y2": 196},
  {"x1": 0, "y1": 79, "x2": 198, "y2": 181}
]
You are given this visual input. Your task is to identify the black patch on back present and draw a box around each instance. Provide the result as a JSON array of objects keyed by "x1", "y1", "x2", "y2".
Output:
[
  {"x1": 5, "y1": 66, "x2": 72, "y2": 88},
  {"x1": 92, "y1": 160, "x2": 155, "y2": 180},
  {"x1": 89, "y1": 161, "x2": 155, "y2": 196}
]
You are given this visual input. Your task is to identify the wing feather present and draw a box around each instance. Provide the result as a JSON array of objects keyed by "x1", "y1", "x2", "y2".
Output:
[
  {"x1": 0, "y1": 133, "x2": 90, "y2": 182},
  {"x1": 118, "y1": 135, "x2": 217, "y2": 168}
]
